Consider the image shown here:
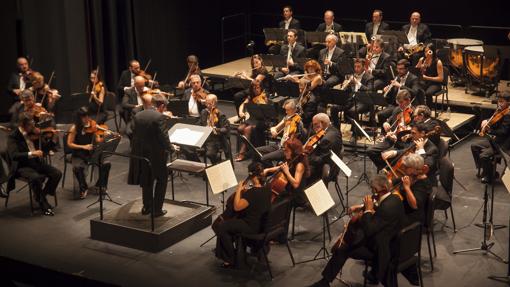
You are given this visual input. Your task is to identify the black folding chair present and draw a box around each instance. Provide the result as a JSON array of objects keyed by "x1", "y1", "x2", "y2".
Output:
[
  {"x1": 424, "y1": 188, "x2": 438, "y2": 271},
  {"x1": 433, "y1": 66, "x2": 449, "y2": 116},
  {"x1": 434, "y1": 157, "x2": 457, "y2": 232},
  {"x1": 390, "y1": 221, "x2": 424, "y2": 286}
]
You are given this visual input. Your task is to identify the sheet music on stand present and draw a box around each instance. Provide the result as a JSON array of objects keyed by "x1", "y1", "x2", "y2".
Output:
[
  {"x1": 305, "y1": 180, "x2": 335, "y2": 216},
  {"x1": 263, "y1": 28, "x2": 287, "y2": 45},
  {"x1": 274, "y1": 80, "x2": 300, "y2": 98},
  {"x1": 330, "y1": 150, "x2": 352, "y2": 177},
  {"x1": 339, "y1": 32, "x2": 368, "y2": 45},
  {"x1": 246, "y1": 103, "x2": 278, "y2": 121},
  {"x1": 206, "y1": 160, "x2": 238, "y2": 195},
  {"x1": 168, "y1": 123, "x2": 212, "y2": 148}
]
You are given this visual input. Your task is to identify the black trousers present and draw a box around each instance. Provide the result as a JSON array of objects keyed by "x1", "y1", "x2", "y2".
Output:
[
  {"x1": 233, "y1": 89, "x2": 249, "y2": 115},
  {"x1": 424, "y1": 83, "x2": 441, "y2": 109},
  {"x1": 345, "y1": 102, "x2": 372, "y2": 137},
  {"x1": 322, "y1": 243, "x2": 374, "y2": 283},
  {"x1": 323, "y1": 74, "x2": 341, "y2": 89},
  {"x1": 367, "y1": 139, "x2": 395, "y2": 170},
  {"x1": 376, "y1": 105, "x2": 396, "y2": 126},
  {"x1": 256, "y1": 144, "x2": 284, "y2": 167},
  {"x1": 471, "y1": 137, "x2": 497, "y2": 178},
  {"x1": 16, "y1": 161, "x2": 61, "y2": 206},
  {"x1": 72, "y1": 156, "x2": 111, "y2": 197},
  {"x1": 215, "y1": 218, "x2": 255, "y2": 265},
  {"x1": 142, "y1": 170, "x2": 168, "y2": 212}
]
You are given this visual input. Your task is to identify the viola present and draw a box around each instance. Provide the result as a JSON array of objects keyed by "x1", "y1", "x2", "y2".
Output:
[
  {"x1": 304, "y1": 129, "x2": 326, "y2": 154},
  {"x1": 83, "y1": 120, "x2": 117, "y2": 143},
  {"x1": 479, "y1": 106, "x2": 510, "y2": 136},
  {"x1": 208, "y1": 107, "x2": 220, "y2": 134},
  {"x1": 192, "y1": 88, "x2": 208, "y2": 102},
  {"x1": 279, "y1": 114, "x2": 301, "y2": 146},
  {"x1": 251, "y1": 91, "x2": 268, "y2": 105}
]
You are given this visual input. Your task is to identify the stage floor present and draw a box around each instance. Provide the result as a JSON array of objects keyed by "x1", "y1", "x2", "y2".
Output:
[{"x1": 0, "y1": 102, "x2": 508, "y2": 287}]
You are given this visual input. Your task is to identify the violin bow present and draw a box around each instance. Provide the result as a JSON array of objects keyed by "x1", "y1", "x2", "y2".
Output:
[
  {"x1": 150, "y1": 72, "x2": 158, "y2": 90},
  {"x1": 143, "y1": 58, "x2": 152, "y2": 73},
  {"x1": 40, "y1": 71, "x2": 55, "y2": 105}
]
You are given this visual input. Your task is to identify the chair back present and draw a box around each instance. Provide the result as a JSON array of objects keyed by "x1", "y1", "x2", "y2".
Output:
[
  {"x1": 103, "y1": 92, "x2": 117, "y2": 112},
  {"x1": 437, "y1": 138, "x2": 449, "y2": 159},
  {"x1": 263, "y1": 198, "x2": 292, "y2": 236},
  {"x1": 425, "y1": 188, "x2": 438, "y2": 229},
  {"x1": 439, "y1": 156, "x2": 454, "y2": 196},
  {"x1": 442, "y1": 66, "x2": 449, "y2": 87},
  {"x1": 0, "y1": 153, "x2": 10, "y2": 185},
  {"x1": 62, "y1": 133, "x2": 73, "y2": 155},
  {"x1": 393, "y1": 221, "x2": 422, "y2": 265}
]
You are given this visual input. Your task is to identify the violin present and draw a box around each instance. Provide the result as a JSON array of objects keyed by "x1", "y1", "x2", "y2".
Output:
[
  {"x1": 382, "y1": 125, "x2": 440, "y2": 182},
  {"x1": 83, "y1": 120, "x2": 119, "y2": 143},
  {"x1": 479, "y1": 106, "x2": 510, "y2": 136},
  {"x1": 208, "y1": 107, "x2": 220, "y2": 134},
  {"x1": 192, "y1": 88, "x2": 208, "y2": 102},
  {"x1": 251, "y1": 91, "x2": 268, "y2": 105},
  {"x1": 303, "y1": 129, "x2": 326, "y2": 154},
  {"x1": 279, "y1": 114, "x2": 301, "y2": 146}
]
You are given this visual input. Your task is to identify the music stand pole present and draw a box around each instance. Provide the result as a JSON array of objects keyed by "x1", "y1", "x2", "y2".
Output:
[
  {"x1": 296, "y1": 211, "x2": 331, "y2": 264},
  {"x1": 488, "y1": 216, "x2": 510, "y2": 283}
]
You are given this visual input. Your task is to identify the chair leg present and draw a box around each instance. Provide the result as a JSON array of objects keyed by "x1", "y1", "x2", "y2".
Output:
[
  {"x1": 426, "y1": 231, "x2": 434, "y2": 271},
  {"x1": 449, "y1": 206, "x2": 457, "y2": 232},
  {"x1": 431, "y1": 228, "x2": 437, "y2": 257},
  {"x1": 285, "y1": 242, "x2": 295, "y2": 266},
  {"x1": 4, "y1": 191, "x2": 9, "y2": 207},
  {"x1": 290, "y1": 207, "x2": 296, "y2": 240},
  {"x1": 363, "y1": 261, "x2": 368, "y2": 287},
  {"x1": 54, "y1": 192, "x2": 58, "y2": 207},
  {"x1": 28, "y1": 185, "x2": 34, "y2": 216},
  {"x1": 418, "y1": 259, "x2": 424, "y2": 287},
  {"x1": 444, "y1": 210, "x2": 448, "y2": 220},
  {"x1": 62, "y1": 160, "x2": 67, "y2": 189},
  {"x1": 262, "y1": 245, "x2": 273, "y2": 280}
]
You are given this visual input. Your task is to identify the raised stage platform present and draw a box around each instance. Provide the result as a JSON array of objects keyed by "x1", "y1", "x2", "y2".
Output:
[{"x1": 90, "y1": 198, "x2": 213, "y2": 252}]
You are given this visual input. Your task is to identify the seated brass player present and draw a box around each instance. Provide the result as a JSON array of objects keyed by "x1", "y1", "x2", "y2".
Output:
[
  {"x1": 308, "y1": 174, "x2": 404, "y2": 287},
  {"x1": 6, "y1": 112, "x2": 62, "y2": 215},
  {"x1": 213, "y1": 162, "x2": 271, "y2": 268},
  {"x1": 471, "y1": 93, "x2": 510, "y2": 183}
]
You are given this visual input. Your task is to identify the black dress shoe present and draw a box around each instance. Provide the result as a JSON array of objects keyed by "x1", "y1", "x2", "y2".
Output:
[
  {"x1": 363, "y1": 270, "x2": 379, "y2": 285},
  {"x1": 154, "y1": 209, "x2": 167, "y2": 217},
  {"x1": 0, "y1": 187, "x2": 8, "y2": 198},
  {"x1": 43, "y1": 208, "x2": 55, "y2": 216},
  {"x1": 481, "y1": 176, "x2": 492, "y2": 184},
  {"x1": 141, "y1": 207, "x2": 152, "y2": 215}
]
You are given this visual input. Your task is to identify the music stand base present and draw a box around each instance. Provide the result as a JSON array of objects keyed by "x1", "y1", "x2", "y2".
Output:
[
  {"x1": 453, "y1": 241, "x2": 506, "y2": 263},
  {"x1": 87, "y1": 191, "x2": 122, "y2": 208}
]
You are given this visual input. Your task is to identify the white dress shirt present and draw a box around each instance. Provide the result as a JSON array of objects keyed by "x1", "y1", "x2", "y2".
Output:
[
  {"x1": 407, "y1": 25, "x2": 418, "y2": 45},
  {"x1": 369, "y1": 53, "x2": 380, "y2": 71},
  {"x1": 19, "y1": 74, "x2": 26, "y2": 90},
  {"x1": 284, "y1": 17, "x2": 293, "y2": 29},
  {"x1": 372, "y1": 23, "x2": 380, "y2": 37},
  {"x1": 188, "y1": 91, "x2": 200, "y2": 117},
  {"x1": 325, "y1": 47, "x2": 335, "y2": 74}
]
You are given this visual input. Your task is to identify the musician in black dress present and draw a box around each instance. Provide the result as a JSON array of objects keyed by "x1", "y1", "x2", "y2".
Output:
[
  {"x1": 309, "y1": 174, "x2": 404, "y2": 287},
  {"x1": 67, "y1": 107, "x2": 112, "y2": 199},
  {"x1": 214, "y1": 162, "x2": 271, "y2": 268},
  {"x1": 415, "y1": 43, "x2": 444, "y2": 109},
  {"x1": 86, "y1": 69, "x2": 107, "y2": 124},
  {"x1": 471, "y1": 94, "x2": 510, "y2": 183}
]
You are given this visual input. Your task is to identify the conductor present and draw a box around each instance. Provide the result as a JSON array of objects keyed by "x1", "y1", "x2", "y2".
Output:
[{"x1": 129, "y1": 94, "x2": 172, "y2": 217}]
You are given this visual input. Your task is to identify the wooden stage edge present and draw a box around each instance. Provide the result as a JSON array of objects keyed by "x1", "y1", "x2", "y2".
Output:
[{"x1": 203, "y1": 57, "x2": 510, "y2": 110}]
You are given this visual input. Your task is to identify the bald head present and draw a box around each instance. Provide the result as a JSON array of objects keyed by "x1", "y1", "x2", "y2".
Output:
[
  {"x1": 17, "y1": 57, "x2": 29, "y2": 73},
  {"x1": 410, "y1": 12, "x2": 421, "y2": 26},
  {"x1": 141, "y1": 93, "x2": 153, "y2": 108},
  {"x1": 324, "y1": 10, "x2": 334, "y2": 25},
  {"x1": 134, "y1": 75, "x2": 146, "y2": 92}
]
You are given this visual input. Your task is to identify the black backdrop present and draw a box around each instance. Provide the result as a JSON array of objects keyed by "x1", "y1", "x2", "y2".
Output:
[{"x1": 0, "y1": 0, "x2": 508, "y2": 121}]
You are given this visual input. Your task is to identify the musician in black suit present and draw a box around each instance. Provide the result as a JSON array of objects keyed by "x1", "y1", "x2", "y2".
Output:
[
  {"x1": 365, "y1": 10, "x2": 390, "y2": 40},
  {"x1": 278, "y1": 5, "x2": 300, "y2": 29},
  {"x1": 129, "y1": 94, "x2": 172, "y2": 217},
  {"x1": 330, "y1": 59, "x2": 374, "y2": 131},
  {"x1": 307, "y1": 113, "x2": 342, "y2": 183},
  {"x1": 309, "y1": 174, "x2": 404, "y2": 287},
  {"x1": 366, "y1": 39, "x2": 394, "y2": 90},
  {"x1": 121, "y1": 75, "x2": 148, "y2": 123},
  {"x1": 117, "y1": 60, "x2": 141, "y2": 100},
  {"x1": 318, "y1": 34, "x2": 345, "y2": 89},
  {"x1": 7, "y1": 57, "x2": 33, "y2": 99},
  {"x1": 6, "y1": 112, "x2": 62, "y2": 215},
  {"x1": 402, "y1": 12, "x2": 432, "y2": 45},
  {"x1": 275, "y1": 29, "x2": 306, "y2": 79},
  {"x1": 471, "y1": 94, "x2": 510, "y2": 183},
  {"x1": 412, "y1": 105, "x2": 441, "y2": 147},
  {"x1": 382, "y1": 122, "x2": 439, "y2": 179},
  {"x1": 316, "y1": 10, "x2": 342, "y2": 33},
  {"x1": 377, "y1": 59, "x2": 421, "y2": 125},
  {"x1": 181, "y1": 74, "x2": 209, "y2": 117}
]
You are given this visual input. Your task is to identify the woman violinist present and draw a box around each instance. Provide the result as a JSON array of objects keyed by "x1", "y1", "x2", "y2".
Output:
[
  {"x1": 86, "y1": 69, "x2": 107, "y2": 124},
  {"x1": 415, "y1": 43, "x2": 443, "y2": 109},
  {"x1": 235, "y1": 81, "x2": 269, "y2": 162},
  {"x1": 214, "y1": 162, "x2": 271, "y2": 268},
  {"x1": 232, "y1": 54, "x2": 271, "y2": 114},
  {"x1": 66, "y1": 107, "x2": 112, "y2": 199}
]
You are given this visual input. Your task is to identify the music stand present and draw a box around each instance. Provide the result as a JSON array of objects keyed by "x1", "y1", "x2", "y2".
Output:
[
  {"x1": 296, "y1": 180, "x2": 336, "y2": 264},
  {"x1": 295, "y1": 57, "x2": 313, "y2": 71},
  {"x1": 347, "y1": 116, "x2": 373, "y2": 192},
  {"x1": 380, "y1": 30, "x2": 409, "y2": 46},
  {"x1": 305, "y1": 31, "x2": 329, "y2": 46},
  {"x1": 263, "y1": 28, "x2": 286, "y2": 45},
  {"x1": 87, "y1": 136, "x2": 122, "y2": 208},
  {"x1": 274, "y1": 80, "x2": 300, "y2": 98},
  {"x1": 167, "y1": 123, "x2": 213, "y2": 205},
  {"x1": 261, "y1": 54, "x2": 288, "y2": 72},
  {"x1": 453, "y1": 137, "x2": 506, "y2": 262},
  {"x1": 167, "y1": 100, "x2": 190, "y2": 118},
  {"x1": 228, "y1": 76, "x2": 252, "y2": 90}
]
